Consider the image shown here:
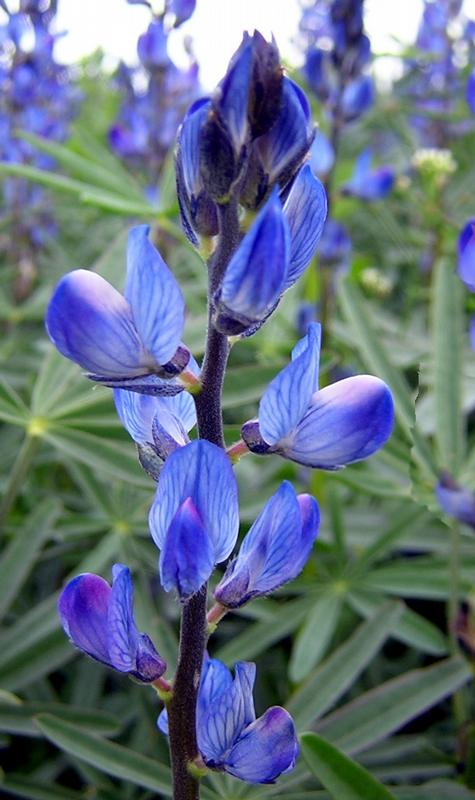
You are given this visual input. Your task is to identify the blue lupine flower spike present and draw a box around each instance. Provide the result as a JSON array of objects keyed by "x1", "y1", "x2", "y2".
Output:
[
  {"x1": 58, "y1": 564, "x2": 167, "y2": 684},
  {"x1": 158, "y1": 658, "x2": 299, "y2": 783},
  {"x1": 46, "y1": 225, "x2": 194, "y2": 396},
  {"x1": 149, "y1": 440, "x2": 239, "y2": 599},
  {"x1": 241, "y1": 322, "x2": 394, "y2": 468},
  {"x1": 215, "y1": 481, "x2": 320, "y2": 608}
]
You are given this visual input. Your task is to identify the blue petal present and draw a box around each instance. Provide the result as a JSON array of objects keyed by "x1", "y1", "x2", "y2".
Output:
[
  {"x1": 198, "y1": 661, "x2": 256, "y2": 765},
  {"x1": 92, "y1": 372, "x2": 185, "y2": 396},
  {"x1": 58, "y1": 574, "x2": 111, "y2": 665},
  {"x1": 215, "y1": 482, "x2": 319, "y2": 607},
  {"x1": 107, "y1": 564, "x2": 137, "y2": 672},
  {"x1": 225, "y1": 707, "x2": 299, "y2": 784},
  {"x1": 259, "y1": 323, "x2": 321, "y2": 446},
  {"x1": 125, "y1": 226, "x2": 185, "y2": 366},
  {"x1": 168, "y1": 0, "x2": 196, "y2": 25},
  {"x1": 467, "y1": 69, "x2": 475, "y2": 115},
  {"x1": 159, "y1": 498, "x2": 215, "y2": 598},
  {"x1": 217, "y1": 35, "x2": 252, "y2": 154},
  {"x1": 279, "y1": 375, "x2": 394, "y2": 468},
  {"x1": 177, "y1": 98, "x2": 210, "y2": 198},
  {"x1": 114, "y1": 389, "x2": 195, "y2": 446},
  {"x1": 46, "y1": 270, "x2": 146, "y2": 377},
  {"x1": 457, "y1": 220, "x2": 475, "y2": 292},
  {"x1": 310, "y1": 131, "x2": 335, "y2": 178},
  {"x1": 341, "y1": 75, "x2": 374, "y2": 121},
  {"x1": 149, "y1": 440, "x2": 239, "y2": 563},
  {"x1": 157, "y1": 708, "x2": 169, "y2": 736},
  {"x1": 215, "y1": 190, "x2": 290, "y2": 334},
  {"x1": 343, "y1": 151, "x2": 394, "y2": 201},
  {"x1": 283, "y1": 164, "x2": 327, "y2": 289},
  {"x1": 257, "y1": 77, "x2": 313, "y2": 182}
]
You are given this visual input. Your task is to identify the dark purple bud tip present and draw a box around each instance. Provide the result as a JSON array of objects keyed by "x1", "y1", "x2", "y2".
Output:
[
  {"x1": 160, "y1": 345, "x2": 191, "y2": 377},
  {"x1": 241, "y1": 419, "x2": 270, "y2": 454}
]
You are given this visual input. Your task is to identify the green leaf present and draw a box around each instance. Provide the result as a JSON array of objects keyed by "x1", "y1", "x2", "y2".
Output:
[
  {"x1": 0, "y1": 701, "x2": 120, "y2": 737},
  {"x1": 287, "y1": 602, "x2": 402, "y2": 730},
  {"x1": 19, "y1": 131, "x2": 146, "y2": 201},
  {"x1": 289, "y1": 594, "x2": 343, "y2": 682},
  {"x1": 363, "y1": 558, "x2": 475, "y2": 599},
  {"x1": 301, "y1": 732, "x2": 396, "y2": 799},
  {"x1": 0, "y1": 498, "x2": 61, "y2": 620},
  {"x1": 222, "y1": 363, "x2": 285, "y2": 409},
  {"x1": 2, "y1": 775, "x2": 85, "y2": 800},
  {"x1": 35, "y1": 714, "x2": 172, "y2": 795},
  {"x1": 338, "y1": 278, "x2": 436, "y2": 479},
  {"x1": 216, "y1": 597, "x2": 312, "y2": 665},
  {"x1": 431, "y1": 259, "x2": 464, "y2": 474},
  {"x1": 317, "y1": 657, "x2": 471, "y2": 754},
  {"x1": 0, "y1": 379, "x2": 29, "y2": 426},
  {"x1": 347, "y1": 591, "x2": 447, "y2": 656}
]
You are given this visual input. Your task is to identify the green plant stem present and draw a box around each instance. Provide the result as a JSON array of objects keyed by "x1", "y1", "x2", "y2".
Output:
[
  {"x1": 166, "y1": 200, "x2": 240, "y2": 800},
  {"x1": 0, "y1": 434, "x2": 38, "y2": 529}
]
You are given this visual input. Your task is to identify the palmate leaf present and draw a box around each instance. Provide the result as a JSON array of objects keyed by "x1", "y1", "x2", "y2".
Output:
[
  {"x1": 289, "y1": 593, "x2": 343, "y2": 682},
  {"x1": 0, "y1": 700, "x2": 121, "y2": 738},
  {"x1": 287, "y1": 602, "x2": 402, "y2": 730},
  {"x1": 301, "y1": 732, "x2": 396, "y2": 800}
]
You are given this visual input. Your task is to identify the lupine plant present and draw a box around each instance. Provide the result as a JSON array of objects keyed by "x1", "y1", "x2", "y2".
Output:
[
  {"x1": 109, "y1": 0, "x2": 198, "y2": 200},
  {"x1": 45, "y1": 32, "x2": 395, "y2": 799},
  {"x1": 0, "y1": 0, "x2": 80, "y2": 297}
]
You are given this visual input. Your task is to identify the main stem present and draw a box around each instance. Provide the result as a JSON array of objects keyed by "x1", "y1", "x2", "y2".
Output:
[{"x1": 166, "y1": 200, "x2": 240, "y2": 800}]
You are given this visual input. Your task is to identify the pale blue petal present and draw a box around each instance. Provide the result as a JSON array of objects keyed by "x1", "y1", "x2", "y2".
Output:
[
  {"x1": 149, "y1": 440, "x2": 239, "y2": 562},
  {"x1": 259, "y1": 323, "x2": 321, "y2": 446},
  {"x1": 46, "y1": 270, "x2": 147, "y2": 377},
  {"x1": 225, "y1": 707, "x2": 299, "y2": 783},
  {"x1": 283, "y1": 164, "x2": 327, "y2": 289},
  {"x1": 198, "y1": 661, "x2": 256, "y2": 765},
  {"x1": 257, "y1": 77, "x2": 312, "y2": 182},
  {"x1": 125, "y1": 226, "x2": 185, "y2": 365},
  {"x1": 114, "y1": 389, "x2": 158, "y2": 443},
  {"x1": 166, "y1": 390, "x2": 197, "y2": 432},
  {"x1": 280, "y1": 375, "x2": 394, "y2": 468},
  {"x1": 107, "y1": 564, "x2": 137, "y2": 672},
  {"x1": 159, "y1": 498, "x2": 215, "y2": 598}
]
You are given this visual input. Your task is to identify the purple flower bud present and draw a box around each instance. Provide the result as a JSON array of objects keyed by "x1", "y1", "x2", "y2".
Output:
[
  {"x1": 58, "y1": 564, "x2": 166, "y2": 682},
  {"x1": 242, "y1": 322, "x2": 394, "y2": 469},
  {"x1": 215, "y1": 481, "x2": 320, "y2": 608},
  {"x1": 319, "y1": 219, "x2": 352, "y2": 268},
  {"x1": 46, "y1": 226, "x2": 188, "y2": 395},
  {"x1": 137, "y1": 20, "x2": 169, "y2": 69},
  {"x1": 457, "y1": 219, "x2": 475, "y2": 292},
  {"x1": 310, "y1": 131, "x2": 335, "y2": 179},
  {"x1": 213, "y1": 190, "x2": 290, "y2": 336},
  {"x1": 341, "y1": 75, "x2": 374, "y2": 122},
  {"x1": 167, "y1": 0, "x2": 196, "y2": 26},
  {"x1": 149, "y1": 440, "x2": 239, "y2": 598},
  {"x1": 159, "y1": 658, "x2": 299, "y2": 783}
]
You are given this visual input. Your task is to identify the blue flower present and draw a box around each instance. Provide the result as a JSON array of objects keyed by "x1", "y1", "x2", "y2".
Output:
[
  {"x1": 114, "y1": 387, "x2": 196, "y2": 474},
  {"x1": 466, "y1": 69, "x2": 475, "y2": 115},
  {"x1": 167, "y1": 0, "x2": 196, "y2": 26},
  {"x1": 241, "y1": 322, "x2": 394, "y2": 469},
  {"x1": 341, "y1": 75, "x2": 374, "y2": 121},
  {"x1": 149, "y1": 440, "x2": 239, "y2": 599},
  {"x1": 212, "y1": 190, "x2": 290, "y2": 336},
  {"x1": 342, "y1": 150, "x2": 395, "y2": 201},
  {"x1": 175, "y1": 98, "x2": 219, "y2": 244},
  {"x1": 318, "y1": 219, "x2": 352, "y2": 268},
  {"x1": 436, "y1": 474, "x2": 475, "y2": 530},
  {"x1": 58, "y1": 564, "x2": 166, "y2": 683},
  {"x1": 457, "y1": 219, "x2": 475, "y2": 292},
  {"x1": 214, "y1": 482, "x2": 319, "y2": 608},
  {"x1": 46, "y1": 225, "x2": 191, "y2": 396},
  {"x1": 137, "y1": 20, "x2": 169, "y2": 69},
  {"x1": 310, "y1": 131, "x2": 335, "y2": 179},
  {"x1": 159, "y1": 658, "x2": 299, "y2": 783}
]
